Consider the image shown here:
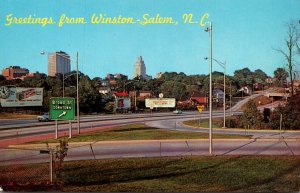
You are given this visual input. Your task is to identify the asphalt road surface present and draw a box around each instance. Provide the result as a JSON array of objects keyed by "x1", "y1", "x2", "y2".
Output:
[{"x1": 0, "y1": 94, "x2": 299, "y2": 166}]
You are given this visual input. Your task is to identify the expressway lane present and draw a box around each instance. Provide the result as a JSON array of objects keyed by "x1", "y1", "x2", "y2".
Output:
[
  {"x1": 0, "y1": 111, "x2": 227, "y2": 145},
  {"x1": 0, "y1": 111, "x2": 202, "y2": 130},
  {"x1": 1, "y1": 109, "x2": 299, "y2": 147}
]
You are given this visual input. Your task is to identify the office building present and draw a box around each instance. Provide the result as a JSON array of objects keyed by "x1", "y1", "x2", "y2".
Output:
[
  {"x1": 134, "y1": 56, "x2": 147, "y2": 79},
  {"x1": 48, "y1": 51, "x2": 70, "y2": 76}
]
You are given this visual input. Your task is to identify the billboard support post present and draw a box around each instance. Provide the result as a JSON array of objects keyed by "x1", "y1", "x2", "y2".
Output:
[{"x1": 50, "y1": 97, "x2": 75, "y2": 139}]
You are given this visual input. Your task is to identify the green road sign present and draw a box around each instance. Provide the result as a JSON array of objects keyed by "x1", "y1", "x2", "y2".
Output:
[{"x1": 50, "y1": 97, "x2": 75, "y2": 120}]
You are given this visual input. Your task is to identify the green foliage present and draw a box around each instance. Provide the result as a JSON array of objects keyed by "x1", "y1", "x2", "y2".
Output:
[
  {"x1": 273, "y1": 67, "x2": 288, "y2": 87},
  {"x1": 0, "y1": 67, "x2": 271, "y2": 114},
  {"x1": 268, "y1": 92, "x2": 300, "y2": 130},
  {"x1": 233, "y1": 68, "x2": 254, "y2": 87},
  {"x1": 172, "y1": 82, "x2": 187, "y2": 100},
  {"x1": 253, "y1": 69, "x2": 268, "y2": 84},
  {"x1": 104, "y1": 101, "x2": 115, "y2": 113},
  {"x1": 79, "y1": 75, "x2": 102, "y2": 113},
  {"x1": 240, "y1": 99, "x2": 264, "y2": 129},
  {"x1": 159, "y1": 81, "x2": 174, "y2": 98}
]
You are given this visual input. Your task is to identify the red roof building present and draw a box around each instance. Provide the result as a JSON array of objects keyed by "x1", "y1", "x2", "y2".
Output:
[{"x1": 113, "y1": 91, "x2": 129, "y2": 98}]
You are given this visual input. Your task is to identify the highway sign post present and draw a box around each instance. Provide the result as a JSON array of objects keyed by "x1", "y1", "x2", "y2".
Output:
[
  {"x1": 197, "y1": 105, "x2": 205, "y2": 126},
  {"x1": 50, "y1": 97, "x2": 75, "y2": 139},
  {"x1": 197, "y1": 105, "x2": 205, "y2": 113}
]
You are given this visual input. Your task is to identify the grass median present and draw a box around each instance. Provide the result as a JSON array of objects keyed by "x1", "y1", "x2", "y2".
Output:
[
  {"x1": 183, "y1": 117, "x2": 237, "y2": 129},
  {"x1": 2, "y1": 155, "x2": 300, "y2": 192},
  {"x1": 30, "y1": 123, "x2": 251, "y2": 144}
]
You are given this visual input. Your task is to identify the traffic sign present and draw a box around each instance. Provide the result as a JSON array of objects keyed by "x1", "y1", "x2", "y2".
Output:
[
  {"x1": 197, "y1": 105, "x2": 205, "y2": 113},
  {"x1": 50, "y1": 97, "x2": 75, "y2": 120},
  {"x1": 159, "y1": 93, "x2": 164, "y2": 98}
]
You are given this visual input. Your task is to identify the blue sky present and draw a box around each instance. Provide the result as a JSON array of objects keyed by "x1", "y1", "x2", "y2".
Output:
[{"x1": 0, "y1": 0, "x2": 299, "y2": 79}]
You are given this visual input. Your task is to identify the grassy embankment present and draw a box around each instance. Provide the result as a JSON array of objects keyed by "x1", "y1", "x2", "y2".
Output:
[{"x1": 2, "y1": 156, "x2": 300, "y2": 192}]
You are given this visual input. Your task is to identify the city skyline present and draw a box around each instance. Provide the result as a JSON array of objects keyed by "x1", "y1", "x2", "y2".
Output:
[{"x1": 0, "y1": 0, "x2": 300, "y2": 79}]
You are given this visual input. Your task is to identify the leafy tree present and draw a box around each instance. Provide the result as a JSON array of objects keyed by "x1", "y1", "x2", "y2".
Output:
[
  {"x1": 253, "y1": 69, "x2": 268, "y2": 84},
  {"x1": 91, "y1": 77, "x2": 102, "y2": 88},
  {"x1": 233, "y1": 68, "x2": 254, "y2": 87},
  {"x1": 104, "y1": 101, "x2": 115, "y2": 113},
  {"x1": 172, "y1": 82, "x2": 187, "y2": 100},
  {"x1": 0, "y1": 75, "x2": 6, "y2": 82},
  {"x1": 273, "y1": 67, "x2": 288, "y2": 87},
  {"x1": 143, "y1": 78, "x2": 163, "y2": 96},
  {"x1": 268, "y1": 92, "x2": 300, "y2": 130},
  {"x1": 159, "y1": 81, "x2": 175, "y2": 98},
  {"x1": 240, "y1": 99, "x2": 264, "y2": 129},
  {"x1": 79, "y1": 75, "x2": 101, "y2": 113}
]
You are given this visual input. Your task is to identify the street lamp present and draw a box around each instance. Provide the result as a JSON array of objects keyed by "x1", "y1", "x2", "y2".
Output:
[
  {"x1": 41, "y1": 51, "x2": 80, "y2": 134},
  {"x1": 205, "y1": 21, "x2": 213, "y2": 155},
  {"x1": 205, "y1": 57, "x2": 226, "y2": 128}
]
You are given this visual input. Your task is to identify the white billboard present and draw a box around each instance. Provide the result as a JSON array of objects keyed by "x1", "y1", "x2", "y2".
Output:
[
  {"x1": 0, "y1": 87, "x2": 43, "y2": 107},
  {"x1": 145, "y1": 98, "x2": 176, "y2": 108}
]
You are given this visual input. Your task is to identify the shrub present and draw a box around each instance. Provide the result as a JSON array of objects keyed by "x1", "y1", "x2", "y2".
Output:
[
  {"x1": 240, "y1": 99, "x2": 264, "y2": 129},
  {"x1": 268, "y1": 92, "x2": 300, "y2": 130}
]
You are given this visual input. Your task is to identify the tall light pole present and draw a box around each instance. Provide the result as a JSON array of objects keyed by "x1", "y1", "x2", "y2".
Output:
[
  {"x1": 205, "y1": 21, "x2": 213, "y2": 155},
  {"x1": 41, "y1": 51, "x2": 80, "y2": 134}
]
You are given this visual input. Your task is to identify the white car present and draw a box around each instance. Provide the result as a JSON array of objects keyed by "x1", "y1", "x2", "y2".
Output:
[
  {"x1": 173, "y1": 110, "x2": 183, "y2": 114},
  {"x1": 37, "y1": 113, "x2": 50, "y2": 122}
]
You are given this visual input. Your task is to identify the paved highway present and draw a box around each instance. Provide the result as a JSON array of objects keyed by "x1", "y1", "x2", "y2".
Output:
[
  {"x1": 0, "y1": 94, "x2": 299, "y2": 166},
  {"x1": 0, "y1": 111, "x2": 231, "y2": 146}
]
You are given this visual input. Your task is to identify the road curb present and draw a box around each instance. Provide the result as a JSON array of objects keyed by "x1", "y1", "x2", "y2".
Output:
[{"x1": 7, "y1": 138, "x2": 299, "y2": 150}]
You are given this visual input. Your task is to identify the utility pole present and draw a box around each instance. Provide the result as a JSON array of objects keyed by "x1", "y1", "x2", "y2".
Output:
[{"x1": 205, "y1": 21, "x2": 213, "y2": 155}]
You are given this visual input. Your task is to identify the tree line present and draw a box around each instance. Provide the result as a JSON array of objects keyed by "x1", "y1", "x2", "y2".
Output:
[{"x1": 0, "y1": 67, "x2": 289, "y2": 114}]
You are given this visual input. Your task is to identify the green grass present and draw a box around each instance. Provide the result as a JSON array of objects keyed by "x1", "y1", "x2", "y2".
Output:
[
  {"x1": 2, "y1": 156, "x2": 300, "y2": 192},
  {"x1": 30, "y1": 124, "x2": 250, "y2": 144},
  {"x1": 183, "y1": 118, "x2": 225, "y2": 128}
]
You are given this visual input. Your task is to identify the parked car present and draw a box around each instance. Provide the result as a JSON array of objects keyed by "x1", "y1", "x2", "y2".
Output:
[
  {"x1": 173, "y1": 109, "x2": 182, "y2": 114},
  {"x1": 37, "y1": 113, "x2": 50, "y2": 122}
]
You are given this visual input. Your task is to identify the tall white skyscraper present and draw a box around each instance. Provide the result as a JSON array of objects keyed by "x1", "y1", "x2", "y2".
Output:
[
  {"x1": 133, "y1": 56, "x2": 146, "y2": 79},
  {"x1": 48, "y1": 51, "x2": 70, "y2": 77}
]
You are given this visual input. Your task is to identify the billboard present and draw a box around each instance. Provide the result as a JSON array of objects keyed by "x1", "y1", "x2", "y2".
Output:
[
  {"x1": 145, "y1": 98, "x2": 176, "y2": 108},
  {"x1": 115, "y1": 98, "x2": 131, "y2": 109},
  {"x1": 0, "y1": 87, "x2": 43, "y2": 107}
]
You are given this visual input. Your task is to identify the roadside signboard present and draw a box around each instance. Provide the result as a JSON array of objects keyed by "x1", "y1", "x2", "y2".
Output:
[
  {"x1": 159, "y1": 93, "x2": 164, "y2": 98},
  {"x1": 50, "y1": 97, "x2": 75, "y2": 120},
  {"x1": 197, "y1": 105, "x2": 205, "y2": 113},
  {"x1": 145, "y1": 98, "x2": 176, "y2": 108},
  {"x1": 115, "y1": 98, "x2": 131, "y2": 110},
  {"x1": 0, "y1": 87, "x2": 43, "y2": 107}
]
